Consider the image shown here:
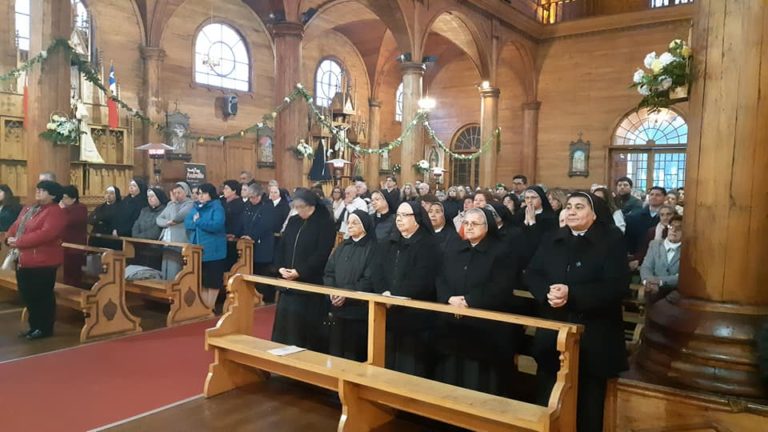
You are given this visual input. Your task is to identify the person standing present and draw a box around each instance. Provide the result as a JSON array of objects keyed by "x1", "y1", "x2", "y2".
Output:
[
  {"x1": 0, "y1": 184, "x2": 22, "y2": 232},
  {"x1": 88, "y1": 186, "x2": 121, "y2": 250},
  {"x1": 114, "y1": 178, "x2": 148, "y2": 238},
  {"x1": 272, "y1": 189, "x2": 336, "y2": 351},
  {"x1": 59, "y1": 185, "x2": 88, "y2": 287},
  {"x1": 7, "y1": 181, "x2": 67, "y2": 340},
  {"x1": 526, "y1": 192, "x2": 629, "y2": 432},
  {"x1": 240, "y1": 183, "x2": 282, "y2": 302},
  {"x1": 185, "y1": 183, "x2": 227, "y2": 312},
  {"x1": 157, "y1": 182, "x2": 194, "y2": 280}
]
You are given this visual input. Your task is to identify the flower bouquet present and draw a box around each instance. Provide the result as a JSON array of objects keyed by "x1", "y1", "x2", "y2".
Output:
[
  {"x1": 39, "y1": 113, "x2": 82, "y2": 145},
  {"x1": 631, "y1": 39, "x2": 692, "y2": 111},
  {"x1": 391, "y1": 163, "x2": 402, "y2": 174},
  {"x1": 413, "y1": 159, "x2": 430, "y2": 174},
  {"x1": 293, "y1": 139, "x2": 314, "y2": 159}
]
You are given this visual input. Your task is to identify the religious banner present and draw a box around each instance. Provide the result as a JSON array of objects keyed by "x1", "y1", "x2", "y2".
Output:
[{"x1": 184, "y1": 163, "x2": 206, "y2": 187}]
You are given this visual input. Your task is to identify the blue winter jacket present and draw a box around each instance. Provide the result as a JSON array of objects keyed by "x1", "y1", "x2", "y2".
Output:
[{"x1": 185, "y1": 199, "x2": 226, "y2": 262}]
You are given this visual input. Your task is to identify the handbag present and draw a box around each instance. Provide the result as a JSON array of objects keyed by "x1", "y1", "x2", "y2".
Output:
[
  {"x1": 1, "y1": 248, "x2": 19, "y2": 271},
  {"x1": 2, "y1": 205, "x2": 42, "y2": 271}
]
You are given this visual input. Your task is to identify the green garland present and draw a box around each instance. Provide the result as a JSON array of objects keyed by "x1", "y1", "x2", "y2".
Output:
[{"x1": 2, "y1": 38, "x2": 496, "y2": 161}]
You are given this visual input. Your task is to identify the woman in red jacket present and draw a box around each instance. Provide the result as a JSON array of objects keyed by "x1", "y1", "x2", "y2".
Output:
[
  {"x1": 6, "y1": 181, "x2": 67, "y2": 340},
  {"x1": 60, "y1": 185, "x2": 88, "y2": 287}
]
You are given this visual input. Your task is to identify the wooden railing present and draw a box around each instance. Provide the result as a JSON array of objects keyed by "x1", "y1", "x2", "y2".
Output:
[{"x1": 205, "y1": 274, "x2": 583, "y2": 431}]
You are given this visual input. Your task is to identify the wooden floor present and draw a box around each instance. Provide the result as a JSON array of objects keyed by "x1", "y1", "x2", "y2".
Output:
[
  {"x1": 103, "y1": 377, "x2": 465, "y2": 432},
  {"x1": 0, "y1": 290, "x2": 172, "y2": 363}
]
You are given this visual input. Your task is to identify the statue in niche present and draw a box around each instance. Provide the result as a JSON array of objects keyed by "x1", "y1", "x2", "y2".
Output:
[
  {"x1": 257, "y1": 126, "x2": 275, "y2": 168},
  {"x1": 166, "y1": 111, "x2": 190, "y2": 153}
]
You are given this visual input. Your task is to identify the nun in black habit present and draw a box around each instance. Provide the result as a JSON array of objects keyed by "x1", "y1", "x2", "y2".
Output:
[
  {"x1": 434, "y1": 207, "x2": 521, "y2": 395},
  {"x1": 271, "y1": 189, "x2": 336, "y2": 352},
  {"x1": 515, "y1": 185, "x2": 558, "y2": 268},
  {"x1": 114, "y1": 178, "x2": 148, "y2": 237},
  {"x1": 525, "y1": 191, "x2": 629, "y2": 432},
  {"x1": 371, "y1": 201, "x2": 440, "y2": 377},
  {"x1": 88, "y1": 185, "x2": 122, "y2": 250}
]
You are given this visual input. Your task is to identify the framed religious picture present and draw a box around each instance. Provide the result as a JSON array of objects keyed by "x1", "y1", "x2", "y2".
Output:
[
  {"x1": 166, "y1": 111, "x2": 190, "y2": 154},
  {"x1": 257, "y1": 125, "x2": 275, "y2": 168},
  {"x1": 568, "y1": 133, "x2": 590, "y2": 177}
]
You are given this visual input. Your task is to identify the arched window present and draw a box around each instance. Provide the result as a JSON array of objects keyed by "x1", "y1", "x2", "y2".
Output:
[
  {"x1": 194, "y1": 23, "x2": 250, "y2": 92},
  {"x1": 450, "y1": 125, "x2": 481, "y2": 187},
  {"x1": 315, "y1": 59, "x2": 343, "y2": 107},
  {"x1": 71, "y1": 0, "x2": 92, "y2": 60},
  {"x1": 650, "y1": 0, "x2": 693, "y2": 8},
  {"x1": 15, "y1": 0, "x2": 30, "y2": 51},
  {"x1": 610, "y1": 108, "x2": 688, "y2": 191},
  {"x1": 395, "y1": 82, "x2": 404, "y2": 122}
]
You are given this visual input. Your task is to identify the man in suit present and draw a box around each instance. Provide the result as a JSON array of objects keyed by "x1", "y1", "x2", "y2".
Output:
[
  {"x1": 640, "y1": 214, "x2": 682, "y2": 302},
  {"x1": 626, "y1": 186, "x2": 667, "y2": 270}
]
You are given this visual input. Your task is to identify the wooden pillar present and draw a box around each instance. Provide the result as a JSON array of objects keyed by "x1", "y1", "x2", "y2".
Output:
[
  {"x1": 25, "y1": 0, "x2": 72, "y2": 196},
  {"x1": 139, "y1": 46, "x2": 166, "y2": 182},
  {"x1": 399, "y1": 62, "x2": 425, "y2": 185},
  {"x1": 479, "y1": 87, "x2": 500, "y2": 187},
  {"x1": 366, "y1": 99, "x2": 381, "y2": 184},
  {"x1": 0, "y1": 2, "x2": 17, "y2": 89},
  {"x1": 521, "y1": 101, "x2": 541, "y2": 183},
  {"x1": 272, "y1": 22, "x2": 306, "y2": 188},
  {"x1": 637, "y1": 0, "x2": 768, "y2": 398}
]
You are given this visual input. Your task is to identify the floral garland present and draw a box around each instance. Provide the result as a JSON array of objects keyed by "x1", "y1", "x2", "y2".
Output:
[{"x1": 3, "y1": 38, "x2": 496, "y2": 161}]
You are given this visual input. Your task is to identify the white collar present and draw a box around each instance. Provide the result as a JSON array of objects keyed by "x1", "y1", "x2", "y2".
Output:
[
  {"x1": 664, "y1": 239, "x2": 681, "y2": 250},
  {"x1": 272, "y1": 197, "x2": 281, "y2": 205},
  {"x1": 535, "y1": 208, "x2": 543, "y2": 215},
  {"x1": 570, "y1": 229, "x2": 587, "y2": 236},
  {"x1": 434, "y1": 226, "x2": 444, "y2": 233}
]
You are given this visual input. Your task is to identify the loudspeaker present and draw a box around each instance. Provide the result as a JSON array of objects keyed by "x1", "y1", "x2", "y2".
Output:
[{"x1": 223, "y1": 95, "x2": 238, "y2": 117}]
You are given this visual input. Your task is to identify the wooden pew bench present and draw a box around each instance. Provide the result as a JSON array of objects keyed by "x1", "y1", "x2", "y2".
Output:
[
  {"x1": 91, "y1": 234, "x2": 213, "y2": 326},
  {"x1": 0, "y1": 244, "x2": 142, "y2": 342},
  {"x1": 204, "y1": 275, "x2": 583, "y2": 432}
]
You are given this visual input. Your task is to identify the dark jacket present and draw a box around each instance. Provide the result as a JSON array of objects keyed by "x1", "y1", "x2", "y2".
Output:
[
  {"x1": 373, "y1": 211, "x2": 395, "y2": 242},
  {"x1": 625, "y1": 207, "x2": 660, "y2": 256},
  {"x1": 185, "y1": 199, "x2": 227, "y2": 262},
  {"x1": 372, "y1": 227, "x2": 440, "y2": 301},
  {"x1": 442, "y1": 198, "x2": 462, "y2": 223},
  {"x1": 242, "y1": 199, "x2": 284, "y2": 264},
  {"x1": 274, "y1": 205, "x2": 336, "y2": 285},
  {"x1": 323, "y1": 234, "x2": 376, "y2": 319},
  {"x1": 0, "y1": 202, "x2": 22, "y2": 232},
  {"x1": 7, "y1": 203, "x2": 67, "y2": 268},
  {"x1": 434, "y1": 226, "x2": 460, "y2": 252},
  {"x1": 617, "y1": 193, "x2": 643, "y2": 216},
  {"x1": 526, "y1": 224, "x2": 630, "y2": 377},
  {"x1": 114, "y1": 192, "x2": 148, "y2": 236},
  {"x1": 381, "y1": 188, "x2": 400, "y2": 209},
  {"x1": 222, "y1": 196, "x2": 245, "y2": 237}
]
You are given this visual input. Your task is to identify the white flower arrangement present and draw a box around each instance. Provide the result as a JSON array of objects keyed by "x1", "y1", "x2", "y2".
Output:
[
  {"x1": 39, "y1": 113, "x2": 81, "y2": 145},
  {"x1": 294, "y1": 139, "x2": 314, "y2": 159},
  {"x1": 413, "y1": 159, "x2": 430, "y2": 174},
  {"x1": 632, "y1": 39, "x2": 693, "y2": 111}
]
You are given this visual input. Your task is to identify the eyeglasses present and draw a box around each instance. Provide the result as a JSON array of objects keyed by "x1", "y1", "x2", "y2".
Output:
[
  {"x1": 395, "y1": 213, "x2": 415, "y2": 218},
  {"x1": 462, "y1": 220, "x2": 487, "y2": 228}
]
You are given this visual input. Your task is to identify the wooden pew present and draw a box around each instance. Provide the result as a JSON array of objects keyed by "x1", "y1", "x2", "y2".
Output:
[
  {"x1": 205, "y1": 275, "x2": 583, "y2": 432},
  {"x1": 223, "y1": 238, "x2": 254, "y2": 285},
  {"x1": 0, "y1": 243, "x2": 142, "y2": 342},
  {"x1": 91, "y1": 234, "x2": 213, "y2": 326}
]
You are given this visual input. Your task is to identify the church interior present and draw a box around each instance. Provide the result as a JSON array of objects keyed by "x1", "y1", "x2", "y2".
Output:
[{"x1": 0, "y1": 0, "x2": 766, "y2": 431}]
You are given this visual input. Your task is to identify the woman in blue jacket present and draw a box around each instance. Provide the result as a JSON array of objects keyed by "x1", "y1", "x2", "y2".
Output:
[{"x1": 185, "y1": 183, "x2": 227, "y2": 312}]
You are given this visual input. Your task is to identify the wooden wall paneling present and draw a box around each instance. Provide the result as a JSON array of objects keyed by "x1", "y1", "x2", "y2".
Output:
[
  {"x1": 0, "y1": 161, "x2": 27, "y2": 196},
  {"x1": 0, "y1": 116, "x2": 25, "y2": 160},
  {"x1": 536, "y1": 21, "x2": 691, "y2": 189},
  {"x1": 224, "y1": 137, "x2": 257, "y2": 183}
]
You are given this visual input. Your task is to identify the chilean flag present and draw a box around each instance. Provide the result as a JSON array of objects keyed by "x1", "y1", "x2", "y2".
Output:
[{"x1": 107, "y1": 63, "x2": 119, "y2": 129}]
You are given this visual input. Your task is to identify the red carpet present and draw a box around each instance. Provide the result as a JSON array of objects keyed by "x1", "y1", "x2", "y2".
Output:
[{"x1": 0, "y1": 305, "x2": 275, "y2": 431}]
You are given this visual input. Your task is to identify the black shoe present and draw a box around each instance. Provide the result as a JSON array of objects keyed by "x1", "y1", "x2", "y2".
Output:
[
  {"x1": 25, "y1": 329, "x2": 52, "y2": 340},
  {"x1": 17, "y1": 329, "x2": 33, "y2": 338}
]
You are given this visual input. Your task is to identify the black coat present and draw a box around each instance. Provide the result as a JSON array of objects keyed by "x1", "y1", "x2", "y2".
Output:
[
  {"x1": 372, "y1": 227, "x2": 439, "y2": 301},
  {"x1": 434, "y1": 226, "x2": 460, "y2": 252},
  {"x1": 442, "y1": 198, "x2": 462, "y2": 223},
  {"x1": 222, "y1": 197, "x2": 245, "y2": 236},
  {"x1": 272, "y1": 205, "x2": 336, "y2": 351},
  {"x1": 241, "y1": 200, "x2": 284, "y2": 264},
  {"x1": 88, "y1": 202, "x2": 121, "y2": 249},
  {"x1": 526, "y1": 224, "x2": 630, "y2": 378},
  {"x1": 0, "y1": 202, "x2": 21, "y2": 232},
  {"x1": 323, "y1": 234, "x2": 376, "y2": 320},
  {"x1": 625, "y1": 207, "x2": 659, "y2": 256},
  {"x1": 373, "y1": 212, "x2": 396, "y2": 242},
  {"x1": 381, "y1": 188, "x2": 400, "y2": 209},
  {"x1": 114, "y1": 194, "x2": 148, "y2": 236}
]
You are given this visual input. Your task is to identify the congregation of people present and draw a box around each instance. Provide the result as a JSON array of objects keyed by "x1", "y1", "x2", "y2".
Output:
[{"x1": 0, "y1": 169, "x2": 685, "y2": 432}]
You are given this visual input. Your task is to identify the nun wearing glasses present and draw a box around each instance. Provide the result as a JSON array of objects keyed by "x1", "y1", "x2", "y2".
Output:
[{"x1": 526, "y1": 191, "x2": 629, "y2": 432}]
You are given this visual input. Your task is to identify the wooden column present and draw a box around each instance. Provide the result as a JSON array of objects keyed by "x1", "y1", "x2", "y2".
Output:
[
  {"x1": 521, "y1": 101, "x2": 541, "y2": 183},
  {"x1": 25, "y1": 0, "x2": 72, "y2": 196},
  {"x1": 139, "y1": 46, "x2": 166, "y2": 182},
  {"x1": 0, "y1": 2, "x2": 17, "y2": 89},
  {"x1": 272, "y1": 22, "x2": 306, "y2": 188},
  {"x1": 365, "y1": 99, "x2": 381, "y2": 184},
  {"x1": 479, "y1": 87, "x2": 500, "y2": 187},
  {"x1": 399, "y1": 62, "x2": 425, "y2": 185},
  {"x1": 637, "y1": 0, "x2": 768, "y2": 398}
]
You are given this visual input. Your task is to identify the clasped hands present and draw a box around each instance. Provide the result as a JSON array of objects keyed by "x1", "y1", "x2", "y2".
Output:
[
  {"x1": 547, "y1": 284, "x2": 569, "y2": 308},
  {"x1": 278, "y1": 267, "x2": 300, "y2": 281}
]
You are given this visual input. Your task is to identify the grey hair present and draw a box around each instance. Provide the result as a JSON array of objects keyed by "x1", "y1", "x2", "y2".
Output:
[
  {"x1": 464, "y1": 207, "x2": 488, "y2": 221},
  {"x1": 248, "y1": 183, "x2": 264, "y2": 197}
]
